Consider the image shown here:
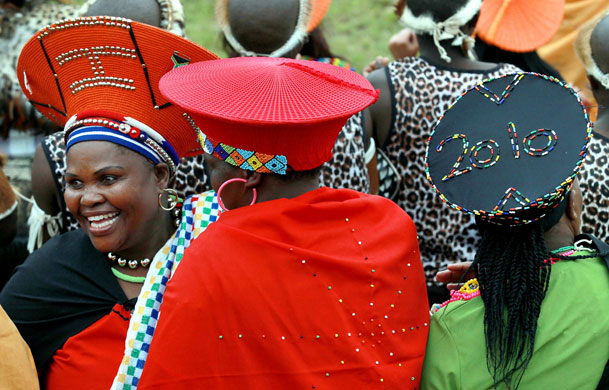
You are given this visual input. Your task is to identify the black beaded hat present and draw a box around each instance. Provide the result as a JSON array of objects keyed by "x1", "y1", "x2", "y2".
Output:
[{"x1": 425, "y1": 72, "x2": 592, "y2": 226}]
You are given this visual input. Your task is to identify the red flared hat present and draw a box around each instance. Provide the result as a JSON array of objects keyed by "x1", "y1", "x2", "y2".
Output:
[
  {"x1": 159, "y1": 57, "x2": 378, "y2": 173},
  {"x1": 17, "y1": 17, "x2": 218, "y2": 168},
  {"x1": 476, "y1": 0, "x2": 565, "y2": 53}
]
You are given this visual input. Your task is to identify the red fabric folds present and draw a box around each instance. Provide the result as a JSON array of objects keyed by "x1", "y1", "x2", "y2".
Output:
[{"x1": 139, "y1": 188, "x2": 429, "y2": 389}]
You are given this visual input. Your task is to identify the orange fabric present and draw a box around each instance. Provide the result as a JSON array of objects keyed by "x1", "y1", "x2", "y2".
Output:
[
  {"x1": 307, "y1": 0, "x2": 331, "y2": 32},
  {"x1": 0, "y1": 305, "x2": 38, "y2": 390},
  {"x1": 477, "y1": 0, "x2": 564, "y2": 52},
  {"x1": 538, "y1": 0, "x2": 609, "y2": 117},
  {"x1": 139, "y1": 188, "x2": 429, "y2": 389},
  {"x1": 16, "y1": 19, "x2": 218, "y2": 158},
  {"x1": 45, "y1": 304, "x2": 130, "y2": 390}
]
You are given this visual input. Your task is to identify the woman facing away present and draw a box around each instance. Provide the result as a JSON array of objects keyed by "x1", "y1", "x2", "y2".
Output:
[
  {"x1": 217, "y1": 0, "x2": 374, "y2": 194},
  {"x1": 0, "y1": 18, "x2": 218, "y2": 389},
  {"x1": 356, "y1": 0, "x2": 521, "y2": 304},
  {"x1": 421, "y1": 72, "x2": 609, "y2": 389},
  {"x1": 121, "y1": 56, "x2": 431, "y2": 389}
]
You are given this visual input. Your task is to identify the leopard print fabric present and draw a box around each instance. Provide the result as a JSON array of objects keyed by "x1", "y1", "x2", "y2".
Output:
[
  {"x1": 580, "y1": 132, "x2": 609, "y2": 242},
  {"x1": 384, "y1": 57, "x2": 521, "y2": 286},
  {"x1": 320, "y1": 112, "x2": 369, "y2": 193},
  {"x1": 42, "y1": 131, "x2": 211, "y2": 233}
]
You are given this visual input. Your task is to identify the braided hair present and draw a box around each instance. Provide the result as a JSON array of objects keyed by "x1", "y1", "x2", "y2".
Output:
[{"x1": 472, "y1": 220, "x2": 551, "y2": 389}]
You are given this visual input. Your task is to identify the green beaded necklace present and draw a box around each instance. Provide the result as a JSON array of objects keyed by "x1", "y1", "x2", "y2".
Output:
[
  {"x1": 550, "y1": 245, "x2": 575, "y2": 254},
  {"x1": 111, "y1": 267, "x2": 146, "y2": 284}
]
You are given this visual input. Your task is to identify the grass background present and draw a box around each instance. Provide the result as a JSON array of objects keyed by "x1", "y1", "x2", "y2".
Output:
[{"x1": 181, "y1": 0, "x2": 401, "y2": 72}]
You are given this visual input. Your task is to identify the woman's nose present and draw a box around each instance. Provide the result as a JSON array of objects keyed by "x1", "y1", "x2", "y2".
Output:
[{"x1": 80, "y1": 186, "x2": 105, "y2": 206}]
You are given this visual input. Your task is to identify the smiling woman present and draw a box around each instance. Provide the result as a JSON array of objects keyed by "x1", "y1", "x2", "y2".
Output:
[{"x1": 0, "y1": 18, "x2": 218, "y2": 390}]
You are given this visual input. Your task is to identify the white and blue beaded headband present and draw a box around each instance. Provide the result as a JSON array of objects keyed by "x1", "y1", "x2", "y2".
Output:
[{"x1": 64, "y1": 111, "x2": 179, "y2": 174}]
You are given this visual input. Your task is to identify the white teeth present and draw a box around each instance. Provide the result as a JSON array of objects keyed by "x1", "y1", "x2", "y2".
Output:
[
  {"x1": 90, "y1": 215, "x2": 119, "y2": 229},
  {"x1": 87, "y1": 212, "x2": 119, "y2": 222}
]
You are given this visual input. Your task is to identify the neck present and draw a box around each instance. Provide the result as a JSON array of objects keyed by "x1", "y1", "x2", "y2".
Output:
[
  {"x1": 594, "y1": 104, "x2": 609, "y2": 137},
  {"x1": 256, "y1": 175, "x2": 320, "y2": 203},
  {"x1": 417, "y1": 34, "x2": 495, "y2": 71},
  {"x1": 116, "y1": 212, "x2": 175, "y2": 260},
  {"x1": 543, "y1": 217, "x2": 577, "y2": 252}
]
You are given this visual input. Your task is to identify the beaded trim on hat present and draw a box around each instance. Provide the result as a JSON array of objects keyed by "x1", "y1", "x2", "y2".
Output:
[
  {"x1": 65, "y1": 113, "x2": 179, "y2": 175},
  {"x1": 399, "y1": 0, "x2": 480, "y2": 63},
  {"x1": 216, "y1": 0, "x2": 312, "y2": 58},
  {"x1": 184, "y1": 113, "x2": 289, "y2": 174},
  {"x1": 424, "y1": 72, "x2": 593, "y2": 226}
]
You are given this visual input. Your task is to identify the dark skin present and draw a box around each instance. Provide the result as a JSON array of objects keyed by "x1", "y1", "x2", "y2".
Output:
[
  {"x1": 437, "y1": 180, "x2": 583, "y2": 289},
  {"x1": 64, "y1": 142, "x2": 174, "y2": 299},
  {"x1": 588, "y1": 14, "x2": 609, "y2": 138},
  {"x1": 205, "y1": 154, "x2": 319, "y2": 211}
]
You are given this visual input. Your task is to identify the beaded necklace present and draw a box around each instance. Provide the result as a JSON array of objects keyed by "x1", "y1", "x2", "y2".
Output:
[{"x1": 111, "y1": 267, "x2": 146, "y2": 284}]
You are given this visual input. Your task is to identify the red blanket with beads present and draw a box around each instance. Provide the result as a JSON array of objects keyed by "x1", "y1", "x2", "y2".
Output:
[{"x1": 139, "y1": 187, "x2": 429, "y2": 389}]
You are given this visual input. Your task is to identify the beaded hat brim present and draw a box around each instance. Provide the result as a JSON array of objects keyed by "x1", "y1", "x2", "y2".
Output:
[{"x1": 425, "y1": 72, "x2": 591, "y2": 226}]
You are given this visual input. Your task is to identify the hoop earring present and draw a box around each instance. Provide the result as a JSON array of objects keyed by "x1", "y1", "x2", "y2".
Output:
[
  {"x1": 158, "y1": 188, "x2": 179, "y2": 211},
  {"x1": 217, "y1": 178, "x2": 257, "y2": 212}
]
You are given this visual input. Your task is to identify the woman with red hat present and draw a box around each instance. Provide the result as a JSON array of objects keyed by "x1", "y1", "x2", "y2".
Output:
[
  {"x1": 132, "y1": 57, "x2": 430, "y2": 389},
  {"x1": 0, "y1": 18, "x2": 218, "y2": 389},
  {"x1": 217, "y1": 0, "x2": 372, "y2": 195}
]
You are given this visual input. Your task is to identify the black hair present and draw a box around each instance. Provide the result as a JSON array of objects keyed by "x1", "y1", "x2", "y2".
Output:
[
  {"x1": 472, "y1": 220, "x2": 552, "y2": 389},
  {"x1": 300, "y1": 27, "x2": 338, "y2": 59},
  {"x1": 475, "y1": 39, "x2": 563, "y2": 79},
  {"x1": 406, "y1": 0, "x2": 473, "y2": 22}
]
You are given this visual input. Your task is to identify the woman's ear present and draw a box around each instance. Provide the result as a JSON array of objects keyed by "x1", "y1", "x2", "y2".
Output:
[
  {"x1": 153, "y1": 163, "x2": 171, "y2": 189},
  {"x1": 244, "y1": 171, "x2": 262, "y2": 189}
]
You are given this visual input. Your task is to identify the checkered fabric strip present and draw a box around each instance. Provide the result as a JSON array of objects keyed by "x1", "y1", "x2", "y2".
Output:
[{"x1": 111, "y1": 191, "x2": 221, "y2": 390}]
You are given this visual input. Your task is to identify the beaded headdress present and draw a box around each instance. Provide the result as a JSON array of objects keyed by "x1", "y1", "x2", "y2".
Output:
[
  {"x1": 399, "y1": 0, "x2": 481, "y2": 63},
  {"x1": 159, "y1": 56, "x2": 378, "y2": 173},
  {"x1": 17, "y1": 17, "x2": 218, "y2": 174},
  {"x1": 575, "y1": 12, "x2": 609, "y2": 90},
  {"x1": 425, "y1": 72, "x2": 592, "y2": 226},
  {"x1": 216, "y1": 0, "x2": 331, "y2": 58},
  {"x1": 476, "y1": 0, "x2": 564, "y2": 53}
]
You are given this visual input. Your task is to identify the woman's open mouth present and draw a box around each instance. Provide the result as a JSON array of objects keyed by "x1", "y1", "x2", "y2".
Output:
[{"x1": 86, "y1": 212, "x2": 120, "y2": 232}]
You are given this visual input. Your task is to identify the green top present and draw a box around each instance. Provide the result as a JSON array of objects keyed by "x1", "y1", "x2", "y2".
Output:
[{"x1": 421, "y1": 253, "x2": 609, "y2": 389}]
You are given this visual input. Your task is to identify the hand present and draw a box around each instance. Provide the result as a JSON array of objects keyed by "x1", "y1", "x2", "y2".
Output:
[
  {"x1": 388, "y1": 28, "x2": 419, "y2": 59},
  {"x1": 362, "y1": 56, "x2": 390, "y2": 77},
  {"x1": 436, "y1": 262, "x2": 475, "y2": 290}
]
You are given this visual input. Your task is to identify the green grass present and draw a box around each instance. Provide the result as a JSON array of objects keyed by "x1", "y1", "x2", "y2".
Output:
[{"x1": 182, "y1": 0, "x2": 400, "y2": 72}]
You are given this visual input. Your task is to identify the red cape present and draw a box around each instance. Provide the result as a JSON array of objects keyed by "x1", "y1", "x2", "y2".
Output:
[{"x1": 139, "y1": 188, "x2": 429, "y2": 389}]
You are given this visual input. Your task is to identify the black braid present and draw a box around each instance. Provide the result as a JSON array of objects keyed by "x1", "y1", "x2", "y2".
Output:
[{"x1": 473, "y1": 221, "x2": 552, "y2": 389}]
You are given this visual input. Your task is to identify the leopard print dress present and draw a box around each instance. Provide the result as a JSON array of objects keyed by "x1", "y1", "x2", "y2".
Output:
[
  {"x1": 580, "y1": 132, "x2": 609, "y2": 242},
  {"x1": 382, "y1": 57, "x2": 521, "y2": 286}
]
